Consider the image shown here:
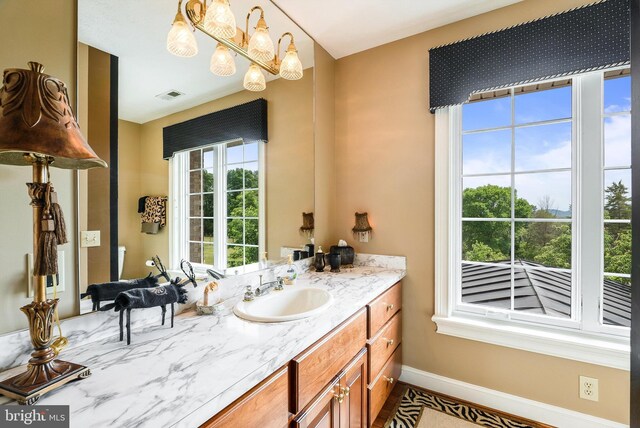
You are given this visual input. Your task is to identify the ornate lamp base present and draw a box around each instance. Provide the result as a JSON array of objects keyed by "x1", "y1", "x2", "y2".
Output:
[{"x1": 0, "y1": 361, "x2": 90, "y2": 405}]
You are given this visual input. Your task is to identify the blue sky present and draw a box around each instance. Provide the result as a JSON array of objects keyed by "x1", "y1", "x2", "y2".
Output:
[{"x1": 462, "y1": 76, "x2": 631, "y2": 214}]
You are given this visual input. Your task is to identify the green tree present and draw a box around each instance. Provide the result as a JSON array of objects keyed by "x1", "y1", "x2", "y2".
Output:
[
  {"x1": 465, "y1": 242, "x2": 507, "y2": 262},
  {"x1": 532, "y1": 224, "x2": 572, "y2": 269},
  {"x1": 604, "y1": 226, "x2": 631, "y2": 285},
  {"x1": 604, "y1": 180, "x2": 631, "y2": 220},
  {"x1": 462, "y1": 185, "x2": 533, "y2": 259}
]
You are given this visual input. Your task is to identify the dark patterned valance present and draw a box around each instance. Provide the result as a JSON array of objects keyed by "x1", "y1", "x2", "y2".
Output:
[
  {"x1": 163, "y1": 98, "x2": 267, "y2": 159},
  {"x1": 428, "y1": 0, "x2": 630, "y2": 112}
]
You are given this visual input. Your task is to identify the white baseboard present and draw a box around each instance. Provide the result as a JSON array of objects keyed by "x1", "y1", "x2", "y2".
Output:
[{"x1": 399, "y1": 365, "x2": 628, "y2": 428}]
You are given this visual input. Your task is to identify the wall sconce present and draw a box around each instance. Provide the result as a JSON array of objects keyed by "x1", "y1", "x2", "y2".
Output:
[
  {"x1": 352, "y1": 212, "x2": 373, "y2": 242},
  {"x1": 168, "y1": 0, "x2": 304, "y2": 92},
  {"x1": 299, "y1": 212, "x2": 314, "y2": 238}
]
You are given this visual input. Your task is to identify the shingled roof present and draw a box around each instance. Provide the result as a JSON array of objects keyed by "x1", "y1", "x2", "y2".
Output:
[{"x1": 461, "y1": 260, "x2": 630, "y2": 327}]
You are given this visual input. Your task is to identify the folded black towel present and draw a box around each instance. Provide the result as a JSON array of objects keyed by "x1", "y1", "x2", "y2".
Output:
[
  {"x1": 82, "y1": 274, "x2": 158, "y2": 310},
  {"x1": 138, "y1": 196, "x2": 148, "y2": 213},
  {"x1": 101, "y1": 278, "x2": 188, "y2": 312}
]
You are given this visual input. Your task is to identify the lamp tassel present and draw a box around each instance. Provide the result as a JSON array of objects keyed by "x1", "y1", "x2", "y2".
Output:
[
  {"x1": 34, "y1": 183, "x2": 58, "y2": 277},
  {"x1": 50, "y1": 188, "x2": 68, "y2": 245}
]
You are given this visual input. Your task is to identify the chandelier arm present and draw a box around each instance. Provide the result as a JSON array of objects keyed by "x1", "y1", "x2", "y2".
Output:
[{"x1": 276, "y1": 32, "x2": 294, "y2": 64}]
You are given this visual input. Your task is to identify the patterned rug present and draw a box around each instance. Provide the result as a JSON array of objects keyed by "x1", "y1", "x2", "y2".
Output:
[{"x1": 385, "y1": 387, "x2": 553, "y2": 428}]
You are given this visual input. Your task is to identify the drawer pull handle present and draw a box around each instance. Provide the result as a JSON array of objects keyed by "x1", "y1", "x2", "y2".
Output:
[
  {"x1": 386, "y1": 304, "x2": 395, "y2": 312},
  {"x1": 384, "y1": 338, "x2": 395, "y2": 347},
  {"x1": 334, "y1": 390, "x2": 345, "y2": 403},
  {"x1": 341, "y1": 386, "x2": 350, "y2": 397},
  {"x1": 384, "y1": 376, "x2": 394, "y2": 385}
]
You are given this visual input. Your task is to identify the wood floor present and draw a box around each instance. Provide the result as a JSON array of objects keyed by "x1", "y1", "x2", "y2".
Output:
[{"x1": 371, "y1": 381, "x2": 407, "y2": 428}]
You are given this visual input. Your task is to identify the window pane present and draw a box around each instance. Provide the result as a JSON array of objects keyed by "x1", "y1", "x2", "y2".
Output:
[
  {"x1": 203, "y1": 219, "x2": 214, "y2": 241},
  {"x1": 227, "y1": 166, "x2": 243, "y2": 190},
  {"x1": 189, "y1": 150, "x2": 201, "y2": 170},
  {"x1": 462, "y1": 221, "x2": 511, "y2": 262},
  {"x1": 461, "y1": 262, "x2": 511, "y2": 310},
  {"x1": 604, "y1": 170, "x2": 632, "y2": 219},
  {"x1": 513, "y1": 266, "x2": 571, "y2": 319},
  {"x1": 203, "y1": 148, "x2": 214, "y2": 169},
  {"x1": 190, "y1": 195, "x2": 201, "y2": 217},
  {"x1": 226, "y1": 143, "x2": 243, "y2": 164},
  {"x1": 189, "y1": 219, "x2": 201, "y2": 241},
  {"x1": 203, "y1": 169, "x2": 214, "y2": 192},
  {"x1": 227, "y1": 191, "x2": 242, "y2": 217},
  {"x1": 462, "y1": 130, "x2": 511, "y2": 175},
  {"x1": 515, "y1": 222, "x2": 572, "y2": 269},
  {"x1": 462, "y1": 97, "x2": 511, "y2": 131},
  {"x1": 604, "y1": 115, "x2": 631, "y2": 167},
  {"x1": 602, "y1": 275, "x2": 631, "y2": 327},
  {"x1": 604, "y1": 76, "x2": 631, "y2": 113},
  {"x1": 227, "y1": 245, "x2": 244, "y2": 268},
  {"x1": 245, "y1": 190, "x2": 259, "y2": 217},
  {"x1": 245, "y1": 246, "x2": 259, "y2": 265},
  {"x1": 515, "y1": 86, "x2": 571, "y2": 124},
  {"x1": 203, "y1": 244, "x2": 214, "y2": 265},
  {"x1": 190, "y1": 170, "x2": 201, "y2": 193},
  {"x1": 244, "y1": 162, "x2": 259, "y2": 189},
  {"x1": 227, "y1": 218, "x2": 243, "y2": 244},
  {"x1": 463, "y1": 176, "x2": 511, "y2": 219},
  {"x1": 515, "y1": 122, "x2": 571, "y2": 171},
  {"x1": 604, "y1": 223, "x2": 631, "y2": 275},
  {"x1": 245, "y1": 219, "x2": 259, "y2": 245},
  {"x1": 514, "y1": 171, "x2": 571, "y2": 219},
  {"x1": 189, "y1": 242, "x2": 202, "y2": 264},
  {"x1": 203, "y1": 193, "x2": 214, "y2": 217},
  {"x1": 245, "y1": 142, "x2": 258, "y2": 161}
]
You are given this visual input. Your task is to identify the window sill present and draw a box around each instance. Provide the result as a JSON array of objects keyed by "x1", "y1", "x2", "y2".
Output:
[{"x1": 431, "y1": 314, "x2": 630, "y2": 370}]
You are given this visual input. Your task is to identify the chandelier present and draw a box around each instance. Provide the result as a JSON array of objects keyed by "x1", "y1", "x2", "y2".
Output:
[{"x1": 167, "y1": 0, "x2": 304, "y2": 92}]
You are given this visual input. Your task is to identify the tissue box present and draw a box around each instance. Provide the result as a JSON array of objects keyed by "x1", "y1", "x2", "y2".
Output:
[{"x1": 329, "y1": 245, "x2": 355, "y2": 267}]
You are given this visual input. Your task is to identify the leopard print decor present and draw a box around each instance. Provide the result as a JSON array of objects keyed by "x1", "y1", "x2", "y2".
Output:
[{"x1": 141, "y1": 196, "x2": 167, "y2": 228}]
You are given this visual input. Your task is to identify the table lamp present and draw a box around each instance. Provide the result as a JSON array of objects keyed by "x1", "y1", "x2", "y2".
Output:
[{"x1": 0, "y1": 62, "x2": 107, "y2": 404}]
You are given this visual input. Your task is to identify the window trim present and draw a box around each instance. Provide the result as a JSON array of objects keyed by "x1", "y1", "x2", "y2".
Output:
[
  {"x1": 169, "y1": 140, "x2": 266, "y2": 275},
  {"x1": 433, "y1": 71, "x2": 631, "y2": 370}
]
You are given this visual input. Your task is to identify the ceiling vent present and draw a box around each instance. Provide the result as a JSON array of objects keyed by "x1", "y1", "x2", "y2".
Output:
[{"x1": 155, "y1": 90, "x2": 184, "y2": 101}]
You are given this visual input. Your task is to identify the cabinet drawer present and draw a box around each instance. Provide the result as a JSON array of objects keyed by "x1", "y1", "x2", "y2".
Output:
[
  {"x1": 368, "y1": 345, "x2": 402, "y2": 424},
  {"x1": 293, "y1": 377, "x2": 341, "y2": 428},
  {"x1": 292, "y1": 309, "x2": 367, "y2": 414},
  {"x1": 367, "y1": 311, "x2": 401, "y2": 382},
  {"x1": 367, "y1": 282, "x2": 402, "y2": 338},
  {"x1": 201, "y1": 365, "x2": 289, "y2": 428}
]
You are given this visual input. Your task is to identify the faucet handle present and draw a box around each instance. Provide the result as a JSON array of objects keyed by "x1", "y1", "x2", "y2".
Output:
[{"x1": 243, "y1": 285, "x2": 255, "y2": 301}]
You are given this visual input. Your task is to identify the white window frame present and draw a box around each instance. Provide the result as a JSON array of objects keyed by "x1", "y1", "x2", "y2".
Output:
[
  {"x1": 169, "y1": 139, "x2": 266, "y2": 275},
  {"x1": 433, "y1": 71, "x2": 631, "y2": 370}
]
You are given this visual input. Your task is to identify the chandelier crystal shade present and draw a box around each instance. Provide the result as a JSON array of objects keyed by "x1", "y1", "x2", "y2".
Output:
[
  {"x1": 243, "y1": 64, "x2": 266, "y2": 91},
  {"x1": 279, "y1": 42, "x2": 303, "y2": 80},
  {"x1": 167, "y1": 10, "x2": 198, "y2": 57},
  {"x1": 210, "y1": 43, "x2": 236, "y2": 76},
  {"x1": 204, "y1": 0, "x2": 237, "y2": 39},
  {"x1": 248, "y1": 17, "x2": 275, "y2": 62}
]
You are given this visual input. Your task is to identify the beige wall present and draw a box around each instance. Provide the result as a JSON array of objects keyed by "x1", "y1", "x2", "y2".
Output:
[
  {"x1": 124, "y1": 72, "x2": 314, "y2": 274},
  {"x1": 332, "y1": 0, "x2": 628, "y2": 423},
  {"x1": 0, "y1": 0, "x2": 78, "y2": 334},
  {"x1": 118, "y1": 120, "x2": 144, "y2": 279},
  {"x1": 86, "y1": 46, "x2": 112, "y2": 285}
]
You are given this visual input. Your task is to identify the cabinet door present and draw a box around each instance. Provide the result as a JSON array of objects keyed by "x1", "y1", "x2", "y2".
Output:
[
  {"x1": 340, "y1": 348, "x2": 368, "y2": 428},
  {"x1": 294, "y1": 378, "x2": 341, "y2": 428}
]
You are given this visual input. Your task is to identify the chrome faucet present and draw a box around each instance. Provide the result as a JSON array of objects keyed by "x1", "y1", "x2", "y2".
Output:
[
  {"x1": 206, "y1": 268, "x2": 226, "y2": 280},
  {"x1": 255, "y1": 276, "x2": 284, "y2": 297}
]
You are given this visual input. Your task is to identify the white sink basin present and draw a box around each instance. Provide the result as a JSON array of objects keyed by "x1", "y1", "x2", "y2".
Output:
[{"x1": 233, "y1": 287, "x2": 333, "y2": 322}]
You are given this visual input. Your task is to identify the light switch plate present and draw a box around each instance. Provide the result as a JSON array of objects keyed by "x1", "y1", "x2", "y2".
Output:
[{"x1": 81, "y1": 230, "x2": 101, "y2": 247}]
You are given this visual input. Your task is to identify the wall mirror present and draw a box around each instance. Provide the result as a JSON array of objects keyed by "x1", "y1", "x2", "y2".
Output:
[
  {"x1": 77, "y1": 0, "x2": 316, "y2": 314},
  {"x1": 0, "y1": 0, "x2": 317, "y2": 331}
]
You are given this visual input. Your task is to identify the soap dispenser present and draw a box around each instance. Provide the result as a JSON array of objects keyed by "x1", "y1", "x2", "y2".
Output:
[
  {"x1": 283, "y1": 254, "x2": 298, "y2": 285},
  {"x1": 314, "y1": 246, "x2": 326, "y2": 272}
]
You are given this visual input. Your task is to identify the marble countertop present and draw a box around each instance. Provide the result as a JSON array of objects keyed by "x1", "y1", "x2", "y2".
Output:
[{"x1": 0, "y1": 263, "x2": 405, "y2": 428}]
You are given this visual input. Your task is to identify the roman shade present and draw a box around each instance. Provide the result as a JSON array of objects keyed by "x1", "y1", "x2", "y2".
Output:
[
  {"x1": 428, "y1": 0, "x2": 630, "y2": 112},
  {"x1": 163, "y1": 98, "x2": 268, "y2": 159}
]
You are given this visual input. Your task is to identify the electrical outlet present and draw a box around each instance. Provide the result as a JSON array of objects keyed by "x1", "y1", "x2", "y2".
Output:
[
  {"x1": 579, "y1": 376, "x2": 599, "y2": 401},
  {"x1": 81, "y1": 230, "x2": 101, "y2": 247}
]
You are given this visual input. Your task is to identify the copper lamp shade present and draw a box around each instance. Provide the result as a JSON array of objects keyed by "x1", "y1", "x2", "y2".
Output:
[{"x1": 0, "y1": 62, "x2": 106, "y2": 169}]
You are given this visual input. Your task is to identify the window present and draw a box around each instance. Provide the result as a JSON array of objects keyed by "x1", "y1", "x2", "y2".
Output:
[
  {"x1": 434, "y1": 69, "x2": 631, "y2": 369},
  {"x1": 171, "y1": 140, "x2": 265, "y2": 273}
]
